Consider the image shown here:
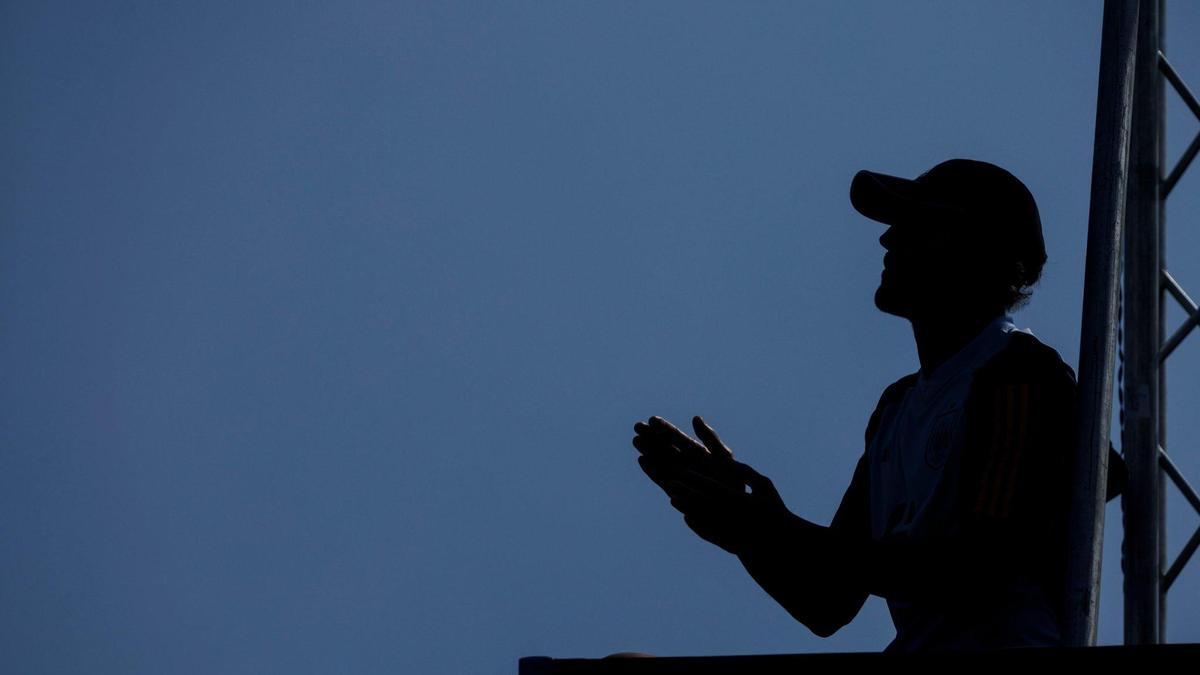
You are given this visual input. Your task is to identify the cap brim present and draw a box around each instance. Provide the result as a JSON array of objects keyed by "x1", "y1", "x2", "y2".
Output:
[{"x1": 849, "y1": 170, "x2": 964, "y2": 226}]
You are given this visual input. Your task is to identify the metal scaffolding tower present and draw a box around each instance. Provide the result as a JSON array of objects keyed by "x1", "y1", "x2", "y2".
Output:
[
  {"x1": 1121, "y1": 0, "x2": 1200, "y2": 646},
  {"x1": 1067, "y1": 0, "x2": 1199, "y2": 648}
]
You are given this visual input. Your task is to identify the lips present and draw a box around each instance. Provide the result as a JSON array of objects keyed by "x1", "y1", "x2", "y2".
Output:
[{"x1": 884, "y1": 249, "x2": 918, "y2": 268}]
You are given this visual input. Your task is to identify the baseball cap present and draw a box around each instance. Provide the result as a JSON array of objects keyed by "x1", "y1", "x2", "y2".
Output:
[{"x1": 849, "y1": 158, "x2": 1046, "y2": 281}]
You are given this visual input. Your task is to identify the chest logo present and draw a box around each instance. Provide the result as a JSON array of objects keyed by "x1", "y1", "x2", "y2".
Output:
[{"x1": 924, "y1": 407, "x2": 959, "y2": 470}]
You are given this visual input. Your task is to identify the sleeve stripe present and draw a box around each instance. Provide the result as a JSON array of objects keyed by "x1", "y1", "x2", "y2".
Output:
[
  {"x1": 985, "y1": 384, "x2": 1019, "y2": 518},
  {"x1": 973, "y1": 384, "x2": 1030, "y2": 520},
  {"x1": 973, "y1": 386, "x2": 1009, "y2": 516},
  {"x1": 997, "y1": 383, "x2": 1031, "y2": 519}
]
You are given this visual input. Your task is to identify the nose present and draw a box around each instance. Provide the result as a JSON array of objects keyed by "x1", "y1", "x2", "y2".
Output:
[{"x1": 879, "y1": 226, "x2": 899, "y2": 250}]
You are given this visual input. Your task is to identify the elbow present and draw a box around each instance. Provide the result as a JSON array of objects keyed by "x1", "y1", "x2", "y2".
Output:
[
  {"x1": 784, "y1": 597, "x2": 858, "y2": 639},
  {"x1": 798, "y1": 612, "x2": 849, "y2": 639},
  {"x1": 809, "y1": 621, "x2": 842, "y2": 639}
]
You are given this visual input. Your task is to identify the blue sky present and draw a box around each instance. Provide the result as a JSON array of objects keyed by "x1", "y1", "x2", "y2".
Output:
[{"x1": 2, "y1": 2, "x2": 1199, "y2": 673}]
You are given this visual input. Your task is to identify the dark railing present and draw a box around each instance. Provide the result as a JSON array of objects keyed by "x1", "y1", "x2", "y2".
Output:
[{"x1": 520, "y1": 643, "x2": 1200, "y2": 674}]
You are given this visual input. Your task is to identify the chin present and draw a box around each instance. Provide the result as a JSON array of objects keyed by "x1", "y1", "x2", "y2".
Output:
[{"x1": 874, "y1": 285, "x2": 912, "y2": 319}]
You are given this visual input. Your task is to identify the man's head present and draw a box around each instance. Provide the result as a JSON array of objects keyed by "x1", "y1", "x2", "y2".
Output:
[{"x1": 849, "y1": 159, "x2": 1047, "y2": 321}]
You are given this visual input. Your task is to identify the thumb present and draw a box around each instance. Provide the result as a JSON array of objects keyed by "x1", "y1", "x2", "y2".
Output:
[{"x1": 733, "y1": 461, "x2": 775, "y2": 495}]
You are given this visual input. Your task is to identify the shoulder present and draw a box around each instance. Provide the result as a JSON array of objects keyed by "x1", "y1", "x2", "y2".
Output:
[
  {"x1": 976, "y1": 332, "x2": 1076, "y2": 391},
  {"x1": 880, "y1": 371, "x2": 921, "y2": 404},
  {"x1": 865, "y1": 371, "x2": 919, "y2": 447},
  {"x1": 964, "y1": 332, "x2": 1078, "y2": 439},
  {"x1": 958, "y1": 333, "x2": 1081, "y2": 521}
]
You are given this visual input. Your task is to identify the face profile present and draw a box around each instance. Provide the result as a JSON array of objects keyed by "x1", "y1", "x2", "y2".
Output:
[
  {"x1": 874, "y1": 223, "x2": 927, "y2": 319},
  {"x1": 852, "y1": 159, "x2": 1049, "y2": 322},
  {"x1": 873, "y1": 220, "x2": 983, "y2": 321}
]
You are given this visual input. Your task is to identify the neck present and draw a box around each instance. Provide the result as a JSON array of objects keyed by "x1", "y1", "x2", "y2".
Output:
[{"x1": 909, "y1": 309, "x2": 1003, "y2": 378}]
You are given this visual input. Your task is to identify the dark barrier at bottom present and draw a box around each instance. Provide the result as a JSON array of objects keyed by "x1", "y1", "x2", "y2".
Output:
[{"x1": 520, "y1": 643, "x2": 1200, "y2": 674}]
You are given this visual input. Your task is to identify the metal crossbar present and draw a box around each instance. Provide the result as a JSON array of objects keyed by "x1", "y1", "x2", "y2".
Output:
[
  {"x1": 1159, "y1": 53, "x2": 1200, "y2": 117},
  {"x1": 1158, "y1": 446, "x2": 1200, "y2": 591},
  {"x1": 1161, "y1": 130, "x2": 1199, "y2": 197},
  {"x1": 1160, "y1": 270, "x2": 1199, "y2": 360},
  {"x1": 1163, "y1": 524, "x2": 1200, "y2": 592},
  {"x1": 1158, "y1": 52, "x2": 1200, "y2": 197},
  {"x1": 1159, "y1": 446, "x2": 1200, "y2": 514}
]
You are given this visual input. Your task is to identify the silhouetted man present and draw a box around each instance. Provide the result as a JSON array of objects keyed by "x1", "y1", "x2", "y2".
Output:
[{"x1": 632, "y1": 159, "x2": 1126, "y2": 652}]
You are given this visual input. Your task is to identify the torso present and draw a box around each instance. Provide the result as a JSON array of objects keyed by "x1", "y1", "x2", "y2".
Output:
[{"x1": 866, "y1": 318, "x2": 1067, "y2": 652}]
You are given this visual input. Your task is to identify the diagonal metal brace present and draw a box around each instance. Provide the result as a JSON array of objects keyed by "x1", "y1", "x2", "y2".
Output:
[
  {"x1": 1159, "y1": 51, "x2": 1200, "y2": 120},
  {"x1": 1158, "y1": 446, "x2": 1200, "y2": 593},
  {"x1": 1160, "y1": 270, "x2": 1200, "y2": 361},
  {"x1": 1162, "y1": 128, "x2": 1200, "y2": 198},
  {"x1": 1163, "y1": 524, "x2": 1200, "y2": 592},
  {"x1": 1159, "y1": 445, "x2": 1200, "y2": 516}
]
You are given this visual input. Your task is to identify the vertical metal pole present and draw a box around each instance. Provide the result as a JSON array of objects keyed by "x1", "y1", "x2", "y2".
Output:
[
  {"x1": 1154, "y1": 0, "x2": 1167, "y2": 642},
  {"x1": 1065, "y1": 0, "x2": 1139, "y2": 648},
  {"x1": 1121, "y1": 0, "x2": 1162, "y2": 646}
]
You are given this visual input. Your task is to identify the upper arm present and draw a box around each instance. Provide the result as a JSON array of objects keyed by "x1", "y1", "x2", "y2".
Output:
[
  {"x1": 954, "y1": 366, "x2": 1076, "y2": 585},
  {"x1": 961, "y1": 373, "x2": 1074, "y2": 525},
  {"x1": 830, "y1": 452, "x2": 872, "y2": 543}
]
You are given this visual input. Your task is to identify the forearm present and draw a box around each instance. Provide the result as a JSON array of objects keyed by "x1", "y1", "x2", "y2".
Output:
[
  {"x1": 735, "y1": 514, "x2": 1030, "y2": 626},
  {"x1": 735, "y1": 511, "x2": 867, "y2": 637}
]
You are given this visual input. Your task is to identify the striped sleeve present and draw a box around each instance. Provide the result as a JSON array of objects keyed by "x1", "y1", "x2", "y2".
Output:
[
  {"x1": 962, "y1": 376, "x2": 1074, "y2": 531},
  {"x1": 852, "y1": 369, "x2": 1075, "y2": 606},
  {"x1": 971, "y1": 382, "x2": 1035, "y2": 521}
]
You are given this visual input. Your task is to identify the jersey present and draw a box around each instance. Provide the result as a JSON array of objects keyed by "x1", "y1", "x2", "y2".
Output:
[{"x1": 830, "y1": 315, "x2": 1080, "y2": 652}]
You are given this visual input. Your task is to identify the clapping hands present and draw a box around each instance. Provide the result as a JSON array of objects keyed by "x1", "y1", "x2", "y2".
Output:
[{"x1": 632, "y1": 415, "x2": 792, "y2": 556}]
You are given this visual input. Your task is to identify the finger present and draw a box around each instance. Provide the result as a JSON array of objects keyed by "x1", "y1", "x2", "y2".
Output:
[
  {"x1": 667, "y1": 484, "x2": 699, "y2": 514},
  {"x1": 637, "y1": 453, "x2": 661, "y2": 475},
  {"x1": 667, "y1": 480, "x2": 718, "y2": 517},
  {"x1": 635, "y1": 421, "x2": 695, "y2": 462},
  {"x1": 632, "y1": 433, "x2": 678, "y2": 460},
  {"x1": 679, "y1": 465, "x2": 747, "y2": 504},
  {"x1": 648, "y1": 416, "x2": 710, "y2": 461},
  {"x1": 693, "y1": 416, "x2": 734, "y2": 461},
  {"x1": 667, "y1": 469, "x2": 745, "y2": 520},
  {"x1": 666, "y1": 477, "x2": 706, "y2": 501},
  {"x1": 638, "y1": 455, "x2": 680, "y2": 488},
  {"x1": 635, "y1": 440, "x2": 697, "y2": 485}
]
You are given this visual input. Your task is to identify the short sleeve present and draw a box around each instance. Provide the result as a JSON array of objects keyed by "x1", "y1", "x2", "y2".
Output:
[
  {"x1": 947, "y1": 362, "x2": 1077, "y2": 610},
  {"x1": 820, "y1": 384, "x2": 900, "y2": 609},
  {"x1": 958, "y1": 378, "x2": 1075, "y2": 530},
  {"x1": 841, "y1": 353, "x2": 1077, "y2": 610}
]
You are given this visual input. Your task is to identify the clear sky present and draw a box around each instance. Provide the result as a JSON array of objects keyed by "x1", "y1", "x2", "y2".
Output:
[{"x1": 3, "y1": 2, "x2": 1199, "y2": 673}]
